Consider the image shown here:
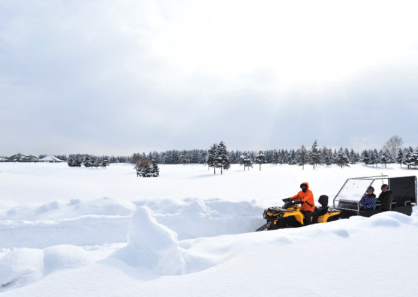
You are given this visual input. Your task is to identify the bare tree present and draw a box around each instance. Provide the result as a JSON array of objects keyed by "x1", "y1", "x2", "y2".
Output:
[
  {"x1": 383, "y1": 136, "x2": 403, "y2": 159},
  {"x1": 132, "y1": 154, "x2": 153, "y2": 177}
]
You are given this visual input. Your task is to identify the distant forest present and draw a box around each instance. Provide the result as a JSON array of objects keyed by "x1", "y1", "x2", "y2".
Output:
[{"x1": 56, "y1": 137, "x2": 417, "y2": 169}]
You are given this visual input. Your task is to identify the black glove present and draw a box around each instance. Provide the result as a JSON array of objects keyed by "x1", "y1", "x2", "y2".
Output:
[
  {"x1": 282, "y1": 198, "x2": 291, "y2": 202},
  {"x1": 294, "y1": 200, "x2": 303, "y2": 205}
]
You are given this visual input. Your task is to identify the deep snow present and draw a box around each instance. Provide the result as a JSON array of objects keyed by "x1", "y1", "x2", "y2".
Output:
[{"x1": 0, "y1": 163, "x2": 417, "y2": 296}]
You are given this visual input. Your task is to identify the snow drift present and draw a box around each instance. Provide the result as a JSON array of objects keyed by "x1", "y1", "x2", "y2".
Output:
[
  {"x1": 110, "y1": 207, "x2": 185, "y2": 275},
  {"x1": 0, "y1": 197, "x2": 265, "y2": 248},
  {"x1": 0, "y1": 245, "x2": 92, "y2": 291}
]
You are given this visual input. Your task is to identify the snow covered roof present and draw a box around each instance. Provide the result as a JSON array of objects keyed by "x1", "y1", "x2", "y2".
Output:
[
  {"x1": 2, "y1": 153, "x2": 42, "y2": 162},
  {"x1": 39, "y1": 155, "x2": 63, "y2": 162},
  {"x1": 4, "y1": 153, "x2": 27, "y2": 162},
  {"x1": 21, "y1": 155, "x2": 39, "y2": 162}
]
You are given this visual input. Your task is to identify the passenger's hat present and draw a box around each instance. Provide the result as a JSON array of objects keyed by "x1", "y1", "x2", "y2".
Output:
[
  {"x1": 381, "y1": 184, "x2": 389, "y2": 190},
  {"x1": 367, "y1": 186, "x2": 375, "y2": 192}
]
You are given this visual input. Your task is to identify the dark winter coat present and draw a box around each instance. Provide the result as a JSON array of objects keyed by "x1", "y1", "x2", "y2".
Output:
[
  {"x1": 290, "y1": 182, "x2": 315, "y2": 212},
  {"x1": 359, "y1": 194, "x2": 377, "y2": 210},
  {"x1": 377, "y1": 191, "x2": 393, "y2": 211}
]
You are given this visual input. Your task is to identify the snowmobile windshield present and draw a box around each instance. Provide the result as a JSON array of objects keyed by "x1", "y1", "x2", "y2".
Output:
[{"x1": 334, "y1": 179, "x2": 373, "y2": 210}]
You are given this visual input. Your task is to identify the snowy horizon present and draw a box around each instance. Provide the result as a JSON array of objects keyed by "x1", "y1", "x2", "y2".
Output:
[{"x1": 1, "y1": 0, "x2": 418, "y2": 155}]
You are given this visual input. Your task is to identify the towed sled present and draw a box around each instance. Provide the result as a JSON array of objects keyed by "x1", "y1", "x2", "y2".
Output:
[
  {"x1": 334, "y1": 175, "x2": 417, "y2": 218},
  {"x1": 256, "y1": 195, "x2": 341, "y2": 231},
  {"x1": 256, "y1": 175, "x2": 417, "y2": 232}
]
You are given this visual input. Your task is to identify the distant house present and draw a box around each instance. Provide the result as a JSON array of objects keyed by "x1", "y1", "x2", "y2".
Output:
[
  {"x1": 4, "y1": 153, "x2": 26, "y2": 162},
  {"x1": 39, "y1": 155, "x2": 64, "y2": 163},
  {"x1": 3, "y1": 153, "x2": 39, "y2": 162}
]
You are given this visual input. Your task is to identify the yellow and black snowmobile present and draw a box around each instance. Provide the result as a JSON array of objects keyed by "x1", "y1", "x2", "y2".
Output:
[{"x1": 256, "y1": 195, "x2": 341, "y2": 231}]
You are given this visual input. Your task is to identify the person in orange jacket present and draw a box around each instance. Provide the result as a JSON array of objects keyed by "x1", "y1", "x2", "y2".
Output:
[{"x1": 284, "y1": 182, "x2": 315, "y2": 226}]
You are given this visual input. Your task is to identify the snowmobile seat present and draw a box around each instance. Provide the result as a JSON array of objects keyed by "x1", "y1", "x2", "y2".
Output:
[{"x1": 312, "y1": 195, "x2": 329, "y2": 216}]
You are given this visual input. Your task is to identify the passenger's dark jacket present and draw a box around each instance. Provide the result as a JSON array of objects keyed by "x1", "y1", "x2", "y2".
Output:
[{"x1": 377, "y1": 191, "x2": 393, "y2": 211}]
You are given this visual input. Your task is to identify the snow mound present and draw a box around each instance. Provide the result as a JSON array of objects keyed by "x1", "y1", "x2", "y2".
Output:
[
  {"x1": 71, "y1": 197, "x2": 136, "y2": 217},
  {"x1": 0, "y1": 245, "x2": 92, "y2": 291},
  {"x1": 0, "y1": 216, "x2": 129, "y2": 249},
  {"x1": 43, "y1": 245, "x2": 93, "y2": 274},
  {"x1": 110, "y1": 207, "x2": 185, "y2": 275},
  {"x1": 0, "y1": 248, "x2": 43, "y2": 290},
  {"x1": 358, "y1": 211, "x2": 412, "y2": 228},
  {"x1": 0, "y1": 197, "x2": 136, "y2": 221},
  {"x1": 138, "y1": 198, "x2": 265, "y2": 239},
  {"x1": 0, "y1": 198, "x2": 264, "y2": 249}
]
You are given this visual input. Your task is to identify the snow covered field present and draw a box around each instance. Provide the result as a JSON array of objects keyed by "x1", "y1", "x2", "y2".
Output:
[{"x1": 0, "y1": 163, "x2": 417, "y2": 296}]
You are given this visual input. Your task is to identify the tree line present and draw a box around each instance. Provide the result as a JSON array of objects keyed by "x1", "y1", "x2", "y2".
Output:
[
  {"x1": 64, "y1": 136, "x2": 418, "y2": 172},
  {"x1": 67, "y1": 154, "x2": 110, "y2": 168}
]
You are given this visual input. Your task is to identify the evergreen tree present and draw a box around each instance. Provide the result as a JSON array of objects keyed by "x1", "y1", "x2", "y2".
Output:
[
  {"x1": 101, "y1": 156, "x2": 110, "y2": 169},
  {"x1": 200, "y1": 151, "x2": 208, "y2": 166},
  {"x1": 325, "y1": 149, "x2": 333, "y2": 166},
  {"x1": 179, "y1": 150, "x2": 190, "y2": 165},
  {"x1": 332, "y1": 149, "x2": 338, "y2": 164},
  {"x1": 404, "y1": 147, "x2": 418, "y2": 169},
  {"x1": 344, "y1": 148, "x2": 350, "y2": 160},
  {"x1": 265, "y1": 150, "x2": 273, "y2": 163},
  {"x1": 282, "y1": 150, "x2": 289, "y2": 165},
  {"x1": 361, "y1": 150, "x2": 370, "y2": 165},
  {"x1": 289, "y1": 149, "x2": 297, "y2": 165},
  {"x1": 83, "y1": 155, "x2": 94, "y2": 168},
  {"x1": 355, "y1": 152, "x2": 361, "y2": 163},
  {"x1": 309, "y1": 140, "x2": 321, "y2": 169},
  {"x1": 370, "y1": 149, "x2": 380, "y2": 167},
  {"x1": 190, "y1": 150, "x2": 199, "y2": 164},
  {"x1": 395, "y1": 148, "x2": 404, "y2": 167},
  {"x1": 93, "y1": 156, "x2": 102, "y2": 168},
  {"x1": 239, "y1": 152, "x2": 253, "y2": 171},
  {"x1": 272, "y1": 150, "x2": 279, "y2": 165},
  {"x1": 320, "y1": 146, "x2": 328, "y2": 164},
  {"x1": 349, "y1": 149, "x2": 356, "y2": 165},
  {"x1": 207, "y1": 144, "x2": 218, "y2": 174},
  {"x1": 410, "y1": 147, "x2": 418, "y2": 169},
  {"x1": 171, "y1": 151, "x2": 180, "y2": 164},
  {"x1": 152, "y1": 158, "x2": 160, "y2": 177},
  {"x1": 67, "y1": 155, "x2": 77, "y2": 167},
  {"x1": 216, "y1": 141, "x2": 231, "y2": 174},
  {"x1": 298, "y1": 145, "x2": 308, "y2": 170},
  {"x1": 380, "y1": 150, "x2": 391, "y2": 168},
  {"x1": 255, "y1": 151, "x2": 266, "y2": 171},
  {"x1": 334, "y1": 148, "x2": 350, "y2": 168}
]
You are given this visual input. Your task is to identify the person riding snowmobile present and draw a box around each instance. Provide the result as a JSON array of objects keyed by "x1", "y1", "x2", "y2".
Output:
[{"x1": 284, "y1": 182, "x2": 315, "y2": 225}]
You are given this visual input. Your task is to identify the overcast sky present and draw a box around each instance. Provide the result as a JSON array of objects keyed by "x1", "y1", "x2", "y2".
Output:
[{"x1": 1, "y1": 0, "x2": 417, "y2": 156}]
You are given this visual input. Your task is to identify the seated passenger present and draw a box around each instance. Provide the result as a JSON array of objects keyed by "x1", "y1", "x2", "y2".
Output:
[
  {"x1": 359, "y1": 187, "x2": 377, "y2": 210},
  {"x1": 377, "y1": 184, "x2": 393, "y2": 211}
]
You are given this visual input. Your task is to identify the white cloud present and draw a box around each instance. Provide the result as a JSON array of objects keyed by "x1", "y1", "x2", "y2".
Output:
[{"x1": 0, "y1": 0, "x2": 417, "y2": 155}]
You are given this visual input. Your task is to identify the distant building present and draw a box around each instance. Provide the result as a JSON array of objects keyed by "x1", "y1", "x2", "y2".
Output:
[
  {"x1": 39, "y1": 155, "x2": 64, "y2": 163},
  {"x1": 3, "y1": 153, "x2": 39, "y2": 162}
]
